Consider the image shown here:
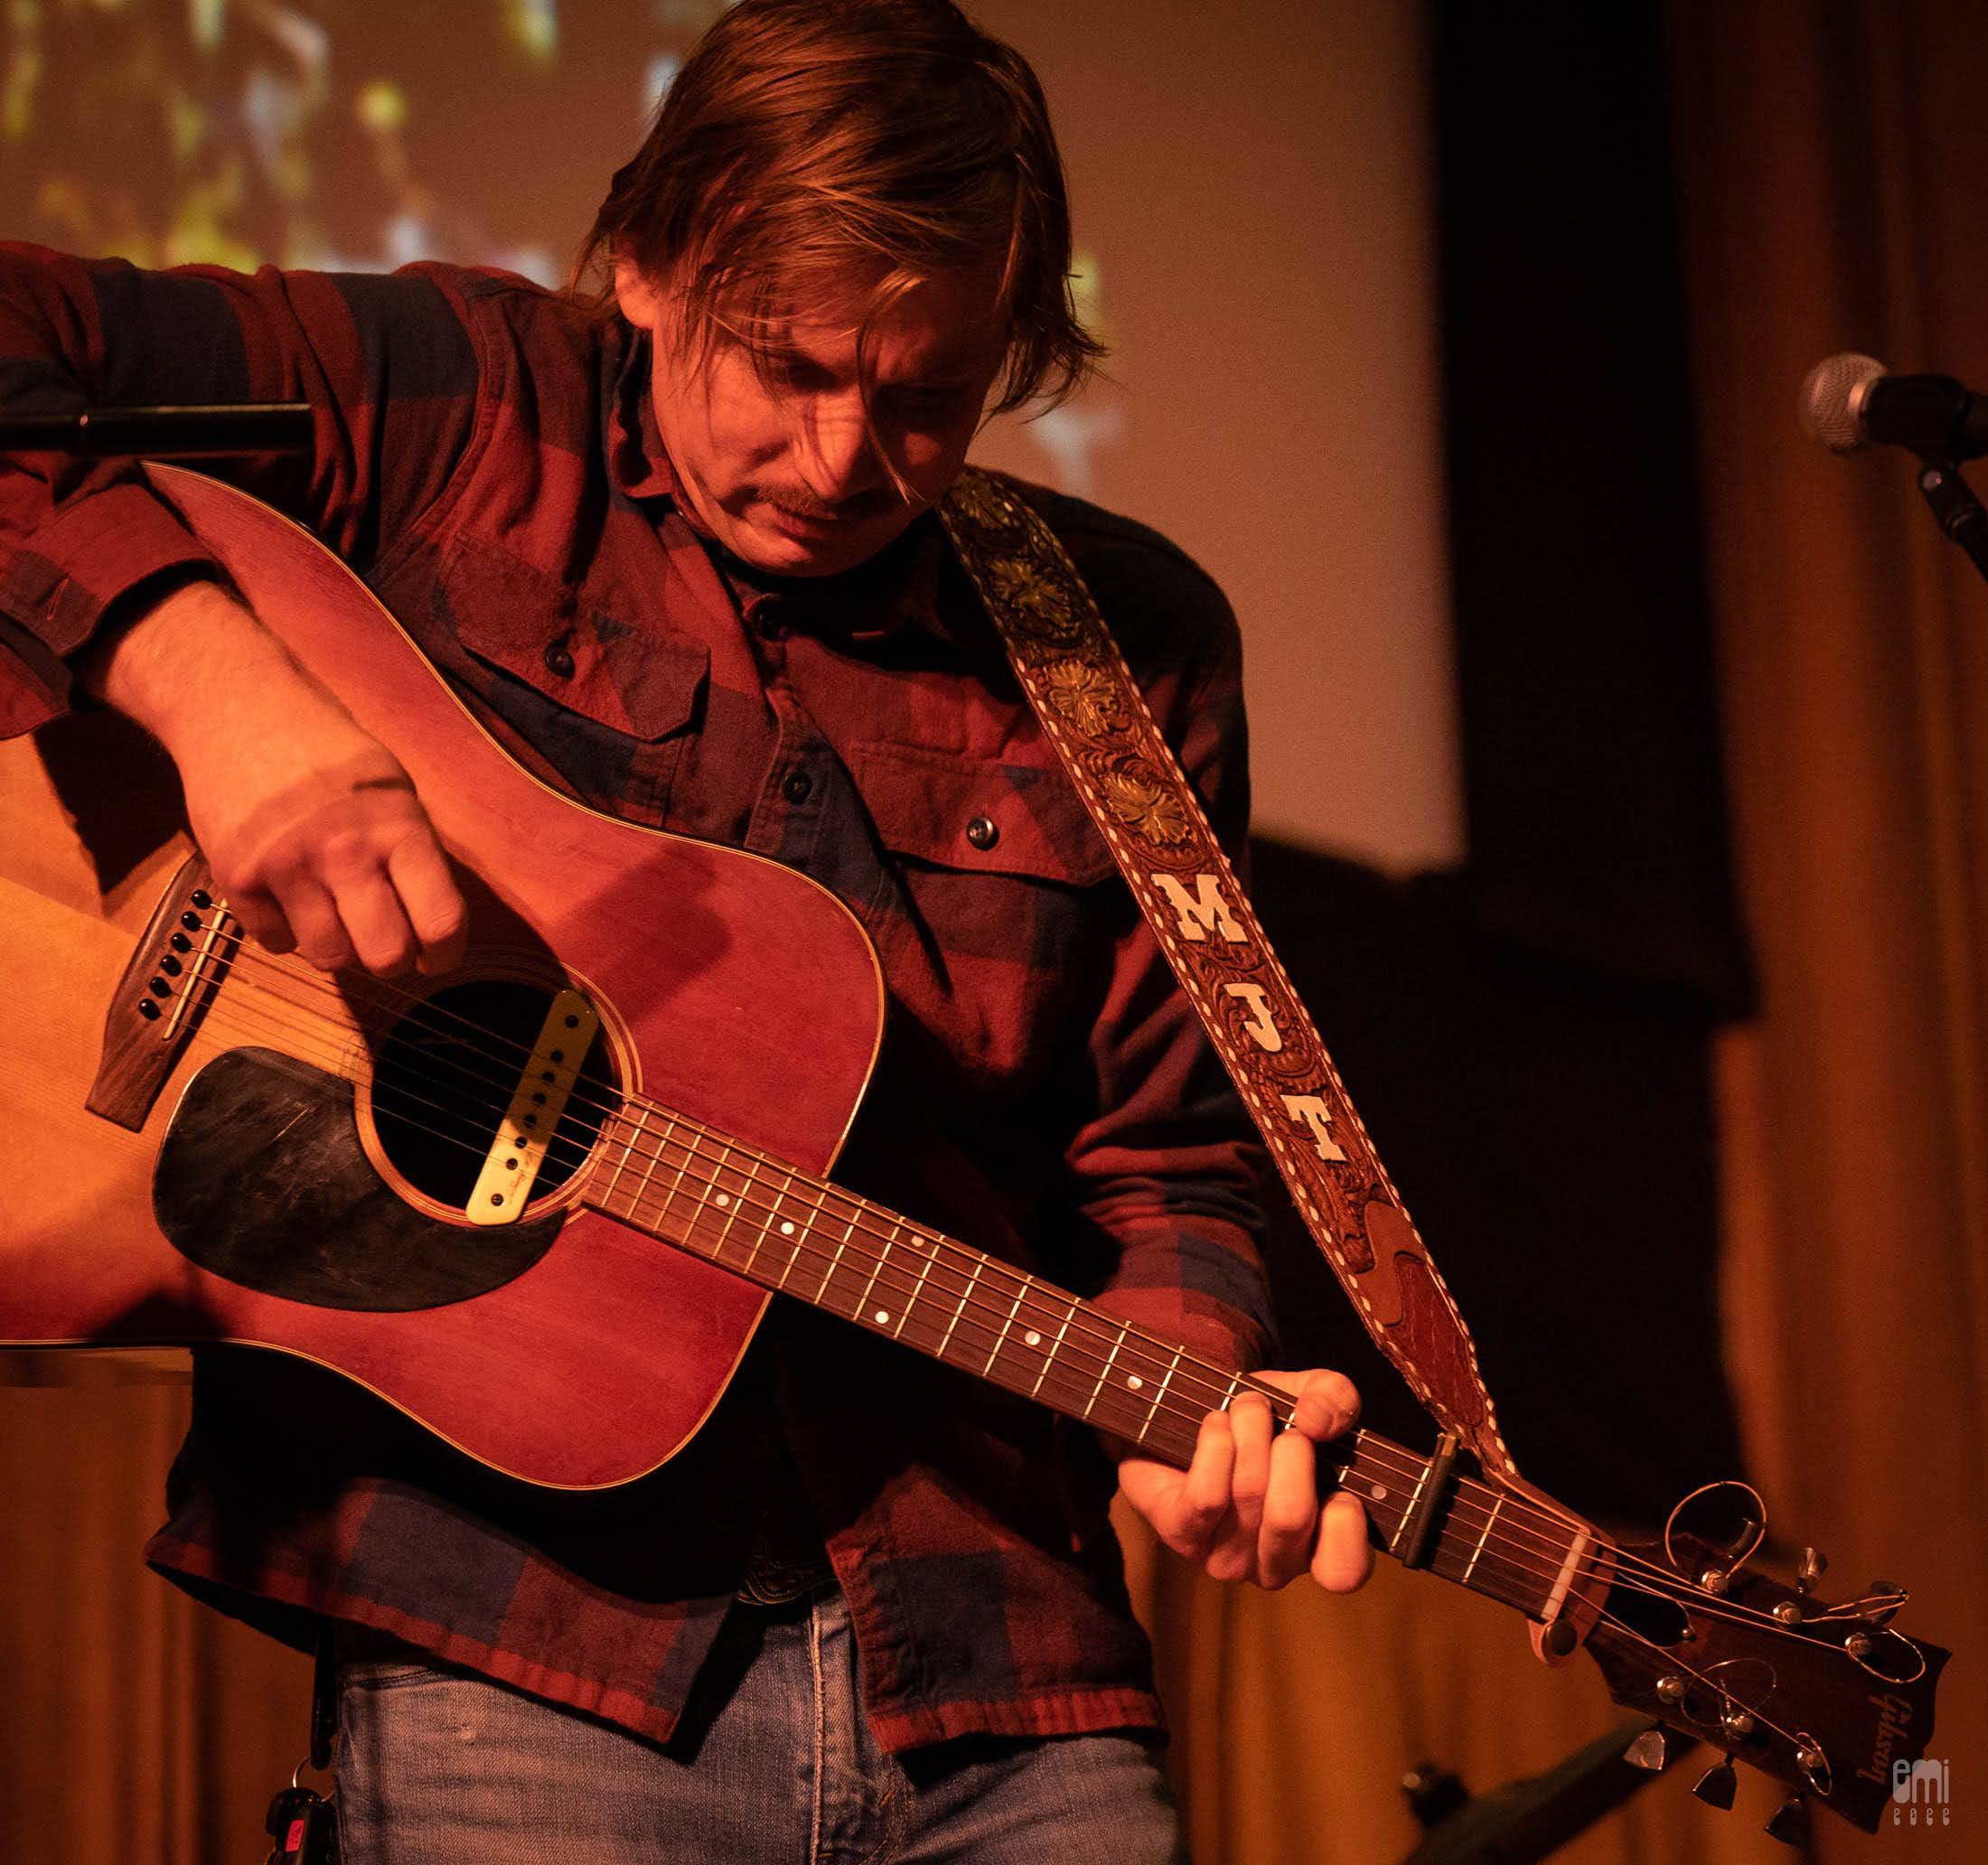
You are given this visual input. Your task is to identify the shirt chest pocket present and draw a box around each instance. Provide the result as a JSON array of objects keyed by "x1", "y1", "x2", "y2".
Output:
[
  {"x1": 851, "y1": 741, "x2": 1121, "y2": 1092},
  {"x1": 436, "y1": 533, "x2": 708, "y2": 820}
]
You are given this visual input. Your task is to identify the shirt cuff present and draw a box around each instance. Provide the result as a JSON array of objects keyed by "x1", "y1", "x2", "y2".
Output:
[{"x1": 0, "y1": 481, "x2": 224, "y2": 736}]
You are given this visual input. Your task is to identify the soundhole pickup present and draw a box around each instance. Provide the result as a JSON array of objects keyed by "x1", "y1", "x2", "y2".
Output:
[{"x1": 467, "y1": 989, "x2": 601, "y2": 1224}]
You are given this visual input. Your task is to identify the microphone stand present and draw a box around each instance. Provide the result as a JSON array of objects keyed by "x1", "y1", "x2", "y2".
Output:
[
  {"x1": 0, "y1": 403, "x2": 311, "y2": 457},
  {"x1": 1910, "y1": 454, "x2": 1988, "y2": 587}
]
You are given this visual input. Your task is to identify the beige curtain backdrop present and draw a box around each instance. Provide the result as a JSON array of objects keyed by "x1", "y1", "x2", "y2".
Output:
[{"x1": 4, "y1": 3, "x2": 1983, "y2": 1861}]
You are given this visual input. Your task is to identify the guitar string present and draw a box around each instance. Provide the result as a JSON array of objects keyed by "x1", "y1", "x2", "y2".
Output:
[
  {"x1": 163, "y1": 959, "x2": 1841, "y2": 1618},
  {"x1": 159, "y1": 943, "x2": 1852, "y2": 1620}
]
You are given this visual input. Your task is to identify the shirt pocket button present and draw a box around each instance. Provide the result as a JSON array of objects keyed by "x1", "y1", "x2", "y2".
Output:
[
  {"x1": 542, "y1": 640, "x2": 576, "y2": 679},
  {"x1": 964, "y1": 815, "x2": 999, "y2": 851}
]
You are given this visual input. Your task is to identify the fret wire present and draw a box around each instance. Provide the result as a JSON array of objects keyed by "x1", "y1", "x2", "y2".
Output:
[
  {"x1": 893, "y1": 1240, "x2": 935, "y2": 1340},
  {"x1": 821, "y1": 1199, "x2": 862, "y2": 1314},
  {"x1": 1389, "y1": 1449, "x2": 1437, "y2": 1556},
  {"x1": 627, "y1": 1110, "x2": 666, "y2": 1228},
  {"x1": 935, "y1": 1259, "x2": 984, "y2": 1364},
  {"x1": 853, "y1": 1220, "x2": 895, "y2": 1324},
  {"x1": 783, "y1": 1176, "x2": 833, "y2": 1293},
  {"x1": 1140, "y1": 1345, "x2": 1184, "y2": 1439},
  {"x1": 1029, "y1": 1300, "x2": 1074, "y2": 1399},
  {"x1": 705, "y1": 1138, "x2": 748, "y2": 1269},
  {"x1": 986, "y1": 1284, "x2": 1029, "y2": 1374},
  {"x1": 1463, "y1": 1495, "x2": 1504, "y2": 1586},
  {"x1": 738, "y1": 1162, "x2": 778, "y2": 1279},
  {"x1": 1083, "y1": 1317, "x2": 1131, "y2": 1419},
  {"x1": 767, "y1": 1166, "x2": 804, "y2": 1283}
]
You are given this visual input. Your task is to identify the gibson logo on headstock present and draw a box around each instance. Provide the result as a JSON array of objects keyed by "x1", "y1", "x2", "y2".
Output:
[{"x1": 1858, "y1": 1691, "x2": 1917, "y2": 1787}]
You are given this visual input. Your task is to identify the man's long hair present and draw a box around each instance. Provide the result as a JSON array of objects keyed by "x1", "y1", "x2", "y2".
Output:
[{"x1": 571, "y1": 0, "x2": 1101, "y2": 415}]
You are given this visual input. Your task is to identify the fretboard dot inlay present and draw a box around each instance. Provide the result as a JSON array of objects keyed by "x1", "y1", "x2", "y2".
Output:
[
  {"x1": 1128, "y1": 1376, "x2": 1144, "y2": 1390},
  {"x1": 1369, "y1": 1485, "x2": 1388, "y2": 1502},
  {"x1": 779, "y1": 1221, "x2": 795, "y2": 1236},
  {"x1": 1024, "y1": 1330, "x2": 1042, "y2": 1347},
  {"x1": 715, "y1": 1194, "x2": 730, "y2": 1207},
  {"x1": 874, "y1": 1309, "x2": 890, "y2": 1325}
]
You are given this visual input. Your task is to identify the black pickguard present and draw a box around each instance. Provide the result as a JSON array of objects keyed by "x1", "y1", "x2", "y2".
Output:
[{"x1": 154, "y1": 1047, "x2": 562, "y2": 1309}]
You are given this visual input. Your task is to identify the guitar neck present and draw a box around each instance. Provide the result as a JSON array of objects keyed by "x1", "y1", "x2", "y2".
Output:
[{"x1": 586, "y1": 1101, "x2": 1580, "y2": 1619}]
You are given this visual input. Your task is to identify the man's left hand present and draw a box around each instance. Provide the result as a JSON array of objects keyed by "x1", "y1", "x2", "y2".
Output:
[{"x1": 1113, "y1": 1369, "x2": 1373, "y2": 1593}]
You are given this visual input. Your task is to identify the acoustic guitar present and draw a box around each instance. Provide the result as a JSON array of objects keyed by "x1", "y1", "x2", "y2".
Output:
[{"x1": 0, "y1": 466, "x2": 1946, "y2": 1836}]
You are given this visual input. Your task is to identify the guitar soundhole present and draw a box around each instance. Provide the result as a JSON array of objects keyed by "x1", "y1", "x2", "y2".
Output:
[{"x1": 369, "y1": 978, "x2": 616, "y2": 1214}]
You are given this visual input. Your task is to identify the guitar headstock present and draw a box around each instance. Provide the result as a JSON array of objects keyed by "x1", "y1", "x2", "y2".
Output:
[{"x1": 1580, "y1": 1484, "x2": 1949, "y2": 1835}]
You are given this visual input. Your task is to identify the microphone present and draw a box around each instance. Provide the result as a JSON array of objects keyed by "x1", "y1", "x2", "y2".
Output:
[
  {"x1": 0, "y1": 402, "x2": 313, "y2": 457},
  {"x1": 1799, "y1": 354, "x2": 1988, "y2": 460}
]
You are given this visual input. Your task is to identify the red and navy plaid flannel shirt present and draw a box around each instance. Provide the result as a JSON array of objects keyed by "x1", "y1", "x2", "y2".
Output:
[{"x1": 0, "y1": 245, "x2": 1272, "y2": 1751}]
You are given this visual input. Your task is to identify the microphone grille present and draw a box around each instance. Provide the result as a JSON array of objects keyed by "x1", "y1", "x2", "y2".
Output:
[{"x1": 1800, "y1": 351, "x2": 1887, "y2": 452}]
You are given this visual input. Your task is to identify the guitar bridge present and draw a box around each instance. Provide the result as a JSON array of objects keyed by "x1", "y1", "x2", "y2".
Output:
[
  {"x1": 86, "y1": 855, "x2": 233, "y2": 1129},
  {"x1": 466, "y1": 988, "x2": 599, "y2": 1224}
]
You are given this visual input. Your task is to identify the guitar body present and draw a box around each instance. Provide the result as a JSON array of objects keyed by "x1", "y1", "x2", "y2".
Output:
[{"x1": 0, "y1": 466, "x2": 887, "y2": 1487}]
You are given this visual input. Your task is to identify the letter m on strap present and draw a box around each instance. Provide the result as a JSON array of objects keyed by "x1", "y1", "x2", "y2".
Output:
[{"x1": 1151, "y1": 872, "x2": 1249, "y2": 944}]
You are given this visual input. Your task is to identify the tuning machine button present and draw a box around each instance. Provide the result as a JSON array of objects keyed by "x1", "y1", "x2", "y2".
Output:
[
  {"x1": 1692, "y1": 1759, "x2": 1738, "y2": 1809},
  {"x1": 1764, "y1": 1795, "x2": 1811, "y2": 1846},
  {"x1": 1720, "y1": 1705, "x2": 1757, "y2": 1741},
  {"x1": 1654, "y1": 1674, "x2": 1687, "y2": 1705},
  {"x1": 1622, "y1": 1729, "x2": 1668, "y2": 1772},
  {"x1": 1845, "y1": 1631, "x2": 1874, "y2": 1659},
  {"x1": 1697, "y1": 1567, "x2": 1730, "y2": 1596},
  {"x1": 1796, "y1": 1546, "x2": 1828, "y2": 1595},
  {"x1": 1772, "y1": 1601, "x2": 1804, "y2": 1626}
]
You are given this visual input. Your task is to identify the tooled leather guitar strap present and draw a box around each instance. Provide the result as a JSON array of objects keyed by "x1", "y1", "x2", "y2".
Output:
[{"x1": 940, "y1": 466, "x2": 1525, "y2": 1487}]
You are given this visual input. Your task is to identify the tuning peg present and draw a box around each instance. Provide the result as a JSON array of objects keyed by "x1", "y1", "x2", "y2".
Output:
[
  {"x1": 1692, "y1": 1759, "x2": 1737, "y2": 1809},
  {"x1": 1796, "y1": 1546, "x2": 1828, "y2": 1596},
  {"x1": 1400, "y1": 1761, "x2": 1468, "y2": 1831},
  {"x1": 1622, "y1": 1729, "x2": 1668, "y2": 1772},
  {"x1": 1765, "y1": 1795, "x2": 1811, "y2": 1846}
]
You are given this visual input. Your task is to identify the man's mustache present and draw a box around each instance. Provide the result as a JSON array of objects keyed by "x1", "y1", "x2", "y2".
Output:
[{"x1": 754, "y1": 484, "x2": 911, "y2": 520}]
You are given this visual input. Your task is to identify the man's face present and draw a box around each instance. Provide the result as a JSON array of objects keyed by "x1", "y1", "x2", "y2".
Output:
[{"x1": 616, "y1": 259, "x2": 1009, "y2": 577}]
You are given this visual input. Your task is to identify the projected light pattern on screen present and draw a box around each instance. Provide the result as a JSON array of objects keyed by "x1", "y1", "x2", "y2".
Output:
[
  {"x1": 0, "y1": 0, "x2": 734, "y2": 280},
  {"x1": 0, "y1": 0, "x2": 1122, "y2": 492}
]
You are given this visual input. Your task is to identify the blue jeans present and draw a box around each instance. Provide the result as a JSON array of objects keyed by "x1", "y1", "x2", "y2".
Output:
[{"x1": 333, "y1": 1588, "x2": 1188, "y2": 1863}]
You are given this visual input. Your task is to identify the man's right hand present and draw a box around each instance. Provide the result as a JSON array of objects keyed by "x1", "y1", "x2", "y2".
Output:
[{"x1": 82, "y1": 578, "x2": 467, "y2": 977}]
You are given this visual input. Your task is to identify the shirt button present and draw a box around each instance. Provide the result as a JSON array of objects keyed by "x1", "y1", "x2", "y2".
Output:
[
  {"x1": 752, "y1": 596, "x2": 788, "y2": 641},
  {"x1": 965, "y1": 815, "x2": 999, "y2": 850},
  {"x1": 543, "y1": 640, "x2": 576, "y2": 679},
  {"x1": 782, "y1": 770, "x2": 813, "y2": 805}
]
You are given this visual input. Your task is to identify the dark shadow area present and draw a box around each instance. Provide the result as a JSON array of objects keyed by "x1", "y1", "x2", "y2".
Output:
[{"x1": 1251, "y1": 839, "x2": 1742, "y2": 1530}]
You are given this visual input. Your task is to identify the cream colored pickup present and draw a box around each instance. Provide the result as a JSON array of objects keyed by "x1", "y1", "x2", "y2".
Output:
[{"x1": 468, "y1": 988, "x2": 599, "y2": 1224}]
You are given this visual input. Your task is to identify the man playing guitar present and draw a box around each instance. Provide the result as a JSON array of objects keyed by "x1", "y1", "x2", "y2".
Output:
[{"x1": 0, "y1": 3, "x2": 1367, "y2": 1857}]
